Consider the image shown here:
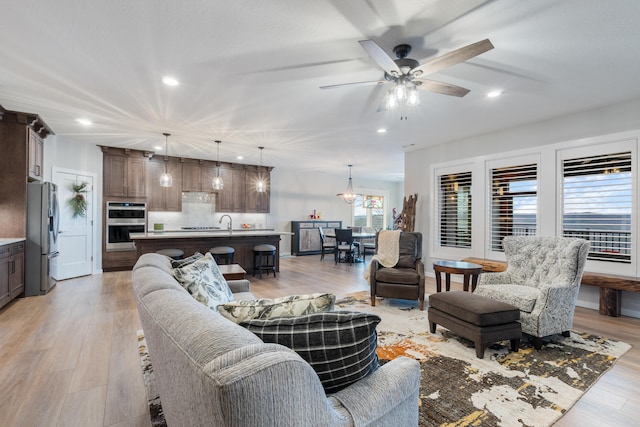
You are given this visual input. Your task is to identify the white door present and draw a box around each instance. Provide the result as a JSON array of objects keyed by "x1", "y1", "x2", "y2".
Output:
[{"x1": 53, "y1": 169, "x2": 95, "y2": 280}]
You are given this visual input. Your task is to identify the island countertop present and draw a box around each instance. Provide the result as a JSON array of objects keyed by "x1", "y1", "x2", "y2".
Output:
[
  {"x1": 130, "y1": 230, "x2": 293, "y2": 239},
  {"x1": 130, "y1": 231, "x2": 292, "y2": 274}
]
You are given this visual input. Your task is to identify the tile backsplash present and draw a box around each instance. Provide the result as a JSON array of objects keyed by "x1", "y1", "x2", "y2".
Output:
[{"x1": 147, "y1": 192, "x2": 269, "y2": 230}]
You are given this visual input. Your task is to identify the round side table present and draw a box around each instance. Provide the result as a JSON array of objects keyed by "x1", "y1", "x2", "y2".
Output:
[{"x1": 433, "y1": 260, "x2": 483, "y2": 292}]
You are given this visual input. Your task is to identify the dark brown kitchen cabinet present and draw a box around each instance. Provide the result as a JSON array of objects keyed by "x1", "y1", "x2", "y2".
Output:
[
  {"x1": 0, "y1": 105, "x2": 53, "y2": 238},
  {"x1": 182, "y1": 159, "x2": 217, "y2": 192},
  {"x1": 245, "y1": 169, "x2": 270, "y2": 213},
  {"x1": 148, "y1": 157, "x2": 182, "y2": 211},
  {"x1": 0, "y1": 241, "x2": 25, "y2": 310},
  {"x1": 102, "y1": 148, "x2": 149, "y2": 198},
  {"x1": 217, "y1": 166, "x2": 246, "y2": 212},
  {"x1": 28, "y1": 128, "x2": 44, "y2": 181}
]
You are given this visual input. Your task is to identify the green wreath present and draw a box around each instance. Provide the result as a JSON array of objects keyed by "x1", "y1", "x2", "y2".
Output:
[{"x1": 68, "y1": 182, "x2": 88, "y2": 218}]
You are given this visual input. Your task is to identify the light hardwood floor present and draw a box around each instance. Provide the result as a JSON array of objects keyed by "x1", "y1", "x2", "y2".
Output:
[{"x1": 0, "y1": 255, "x2": 638, "y2": 426}]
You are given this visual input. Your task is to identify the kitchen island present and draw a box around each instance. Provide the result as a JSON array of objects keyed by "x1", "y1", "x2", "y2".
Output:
[{"x1": 130, "y1": 230, "x2": 292, "y2": 275}]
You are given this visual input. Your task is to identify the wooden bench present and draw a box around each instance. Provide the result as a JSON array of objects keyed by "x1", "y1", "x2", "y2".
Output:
[{"x1": 461, "y1": 257, "x2": 640, "y2": 317}]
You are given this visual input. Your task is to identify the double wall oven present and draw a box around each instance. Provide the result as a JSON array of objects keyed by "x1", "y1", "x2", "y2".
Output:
[{"x1": 106, "y1": 202, "x2": 146, "y2": 251}]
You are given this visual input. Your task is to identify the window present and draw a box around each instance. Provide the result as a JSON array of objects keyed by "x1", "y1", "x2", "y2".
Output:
[
  {"x1": 438, "y1": 171, "x2": 472, "y2": 248},
  {"x1": 353, "y1": 194, "x2": 385, "y2": 229},
  {"x1": 490, "y1": 163, "x2": 537, "y2": 251},
  {"x1": 562, "y1": 152, "x2": 632, "y2": 263}
]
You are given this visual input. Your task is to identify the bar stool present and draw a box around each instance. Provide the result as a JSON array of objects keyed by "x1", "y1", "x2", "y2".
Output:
[
  {"x1": 209, "y1": 246, "x2": 235, "y2": 265},
  {"x1": 155, "y1": 248, "x2": 184, "y2": 260},
  {"x1": 253, "y1": 244, "x2": 276, "y2": 279}
]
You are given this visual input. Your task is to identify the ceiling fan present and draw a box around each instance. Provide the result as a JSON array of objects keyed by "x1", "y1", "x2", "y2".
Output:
[{"x1": 320, "y1": 38, "x2": 494, "y2": 108}]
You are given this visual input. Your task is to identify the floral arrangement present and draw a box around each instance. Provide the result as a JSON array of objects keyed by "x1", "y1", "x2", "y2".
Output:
[{"x1": 68, "y1": 182, "x2": 88, "y2": 217}]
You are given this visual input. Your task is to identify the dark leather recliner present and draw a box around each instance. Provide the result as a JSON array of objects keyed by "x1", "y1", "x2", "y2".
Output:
[{"x1": 369, "y1": 232, "x2": 425, "y2": 310}]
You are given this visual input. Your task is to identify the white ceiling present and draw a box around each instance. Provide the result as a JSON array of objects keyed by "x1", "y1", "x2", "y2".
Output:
[{"x1": 2, "y1": 0, "x2": 640, "y2": 182}]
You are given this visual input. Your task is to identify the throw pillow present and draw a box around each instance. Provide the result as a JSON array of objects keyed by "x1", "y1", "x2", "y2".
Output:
[
  {"x1": 171, "y1": 251, "x2": 204, "y2": 269},
  {"x1": 217, "y1": 293, "x2": 336, "y2": 324},
  {"x1": 173, "y1": 252, "x2": 234, "y2": 310},
  {"x1": 241, "y1": 311, "x2": 380, "y2": 393}
]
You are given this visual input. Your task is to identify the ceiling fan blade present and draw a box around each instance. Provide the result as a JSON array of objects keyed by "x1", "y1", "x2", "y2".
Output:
[
  {"x1": 320, "y1": 80, "x2": 387, "y2": 90},
  {"x1": 411, "y1": 39, "x2": 494, "y2": 77},
  {"x1": 414, "y1": 78, "x2": 470, "y2": 97},
  {"x1": 358, "y1": 39, "x2": 402, "y2": 76}
]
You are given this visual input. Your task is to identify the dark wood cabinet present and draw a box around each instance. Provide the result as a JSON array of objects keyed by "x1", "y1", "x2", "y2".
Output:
[
  {"x1": 0, "y1": 241, "x2": 25, "y2": 310},
  {"x1": 217, "y1": 166, "x2": 246, "y2": 212},
  {"x1": 291, "y1": 221, "x2": 341, "y2": 256},
  {"x1": 28, "y1": 128, "x2": 44, "y2": 181},
  {"x1": 148, "y1": 157, "x2": 182, "y2": 211},
  {"x1": 245, "y1": 169, "x2": 270, "y2": 213},
  {"x1": 0, "y1": 105, "x2": 53, "y2": 238},
  {"x1": 102, "y1": 148, "x2": 148, "y2": 198},
  {"x1": 182, "y1": 160, "x2": 218, "y2": 193}
]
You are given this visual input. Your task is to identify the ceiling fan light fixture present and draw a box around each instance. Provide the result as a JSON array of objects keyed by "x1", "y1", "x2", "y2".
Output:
[
  {"x1": 393, "y1": 81, "x2": 407, "y2": 100},
  {"x1": 386, "y1": 91, "x2": 399, "y2": 110},
  {"x1": 212, "y1": 140, "x2": 223, "y2": 192},
  {"x1": 160, "y1": 133, "x2": 173, "y2": 187},
  {"x1": 407, "y1": 87, "x2": 420, "y2": 106}
]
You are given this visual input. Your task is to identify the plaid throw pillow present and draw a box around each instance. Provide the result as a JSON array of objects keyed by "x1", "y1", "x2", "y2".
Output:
[{"x1": 241, "y1": 311, "x2": 380, "y2": 393}]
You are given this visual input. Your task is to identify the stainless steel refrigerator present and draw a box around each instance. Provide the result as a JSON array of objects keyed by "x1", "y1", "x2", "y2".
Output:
[{"x1": 25, "y1": 181, "x2": 60, "y2": 296}]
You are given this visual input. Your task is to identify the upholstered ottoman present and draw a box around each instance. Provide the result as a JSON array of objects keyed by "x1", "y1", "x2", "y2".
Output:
[{"x1": 428, "y1": 291, "x2": 521, "y2": 359}]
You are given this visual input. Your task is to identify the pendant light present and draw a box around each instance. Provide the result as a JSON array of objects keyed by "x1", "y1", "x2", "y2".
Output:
[
  {"x1": 337, "y1": 164, "x2": 357, "y2": 204},
  {"x1": 159, "y1": 133, "x2": 173, "y2": 187},
  {"x1": 212, "y1": 140, "x2": 223, "y2": 191},
  {"x1": 256, "y1": 146, "x2": 266, "y2": 193}
]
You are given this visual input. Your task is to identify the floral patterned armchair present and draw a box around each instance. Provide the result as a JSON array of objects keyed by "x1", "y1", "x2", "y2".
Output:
[{"x1": 474, "y1": 236, "x2": 590, "y2": 349}]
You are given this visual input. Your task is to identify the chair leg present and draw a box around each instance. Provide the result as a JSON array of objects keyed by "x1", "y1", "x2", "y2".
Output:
[
  {"x1": 532, "y1": 336, "x2": 543, "y2": 350},
  {"x1": 562, "y1": 331, "x2": 571, "y2": 337}
]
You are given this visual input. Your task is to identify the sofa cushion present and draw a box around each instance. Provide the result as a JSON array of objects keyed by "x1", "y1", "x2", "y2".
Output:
[
  {"x1": 217, "y1": 293, "x2": 336, "y2": 324},
  {"x1": 474, "y1": 284, "x2": 540, "y2": 313},
  {"x1": 173, "y1": 252, "x2": 234, "y2": 310},
  {"x1": 241, "y1": 311, "x2": 380, "y2": 393},
  {"x1": 171, "y1": 251, "x2": 204, "y2": 269}
]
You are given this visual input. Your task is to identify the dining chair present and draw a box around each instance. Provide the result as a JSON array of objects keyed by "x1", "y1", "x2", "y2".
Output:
[
  {"x1": 347, "y1": 226, "x2": 363, "y2": 258},
  {"x1": 317, "y1": 226, "x2": 336, "y2": 261},
  {"x1": 361, "y1": 227, "x2": 377, "y2": 261},
  {"x1": 334, "y1": 228, "x2": 356, "y2": 265}
]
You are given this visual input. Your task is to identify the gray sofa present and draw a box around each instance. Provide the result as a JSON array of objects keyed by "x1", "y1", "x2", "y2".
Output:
[{"x1": 132, "y1": 253, "x2": 420, "y2": 426}]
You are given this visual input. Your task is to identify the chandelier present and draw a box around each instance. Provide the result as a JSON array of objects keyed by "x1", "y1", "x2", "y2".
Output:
[
  {"x1": 385, "y1": 77, "x2": 420, "y2": 110},
  {"x1": 212, "y1": 140, "x2": 223, "y2": 191},
  {"x1": 159, "y1": 133, "x2": 173, "y2": 187},
  {"x1": 256, "y1": 146, "x2": 266, "y2": 193},
  {"x1": 337, "y1": 164, "x2": 357, "y2": 204}
]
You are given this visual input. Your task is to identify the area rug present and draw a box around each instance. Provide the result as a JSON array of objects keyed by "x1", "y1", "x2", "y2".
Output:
[{"x1": 137, "y1": 291, "x2": 630, "y2": 427}]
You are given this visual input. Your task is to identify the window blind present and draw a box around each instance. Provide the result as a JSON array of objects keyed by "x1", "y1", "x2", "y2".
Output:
[
  {"x1": 562, "y1": 152, "x2": 632, "y2": 263},
  {"x1": 439, "y1": 171, "x2": 472, "y2": 248},
  {"x1": 490, "y1": 163, "x2": 537, "y2": 251}
]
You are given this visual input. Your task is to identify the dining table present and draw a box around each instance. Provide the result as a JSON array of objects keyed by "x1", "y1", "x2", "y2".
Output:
[{"x1": 325, "y1": 230, "x2": 376, "y2": 263}]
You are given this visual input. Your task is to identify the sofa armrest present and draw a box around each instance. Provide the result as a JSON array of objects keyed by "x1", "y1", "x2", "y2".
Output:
[
  {"x1": 227, "y1": 279, "x2": 250, "y2": 293},
  {"x1": 330, "y1": 356, "x2": 420, "y2": 426}
]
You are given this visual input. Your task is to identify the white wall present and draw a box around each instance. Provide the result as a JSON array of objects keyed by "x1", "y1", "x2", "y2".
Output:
[{"x1": 406, "y1": 97, "x2": 640, "y2": 318}]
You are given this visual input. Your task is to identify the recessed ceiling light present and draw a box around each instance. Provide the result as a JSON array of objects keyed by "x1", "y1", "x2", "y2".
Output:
[
  {"x1": 487, "y1": 90, "x2": 503, "y2": 98},
  {"x1": 237, "y1": 156, "x2": 244, "y2": 160},
  {"x1": 76, "y1": 118, "x2": 92, "y2": 126},
  {"x1": 162, "y1": 76, "x2": 179, "y2": 86},
  {"x1": 154, "y1": 146, "x2": 162, "y2": 150},
  {"x1": 377, "y1": 128, "x2": 387, "y2": 133}
]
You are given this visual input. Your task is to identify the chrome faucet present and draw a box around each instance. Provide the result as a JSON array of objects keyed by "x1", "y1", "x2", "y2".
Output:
[{"x1": 219, "y1": 214, "x2": 232, "y2": 232}]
